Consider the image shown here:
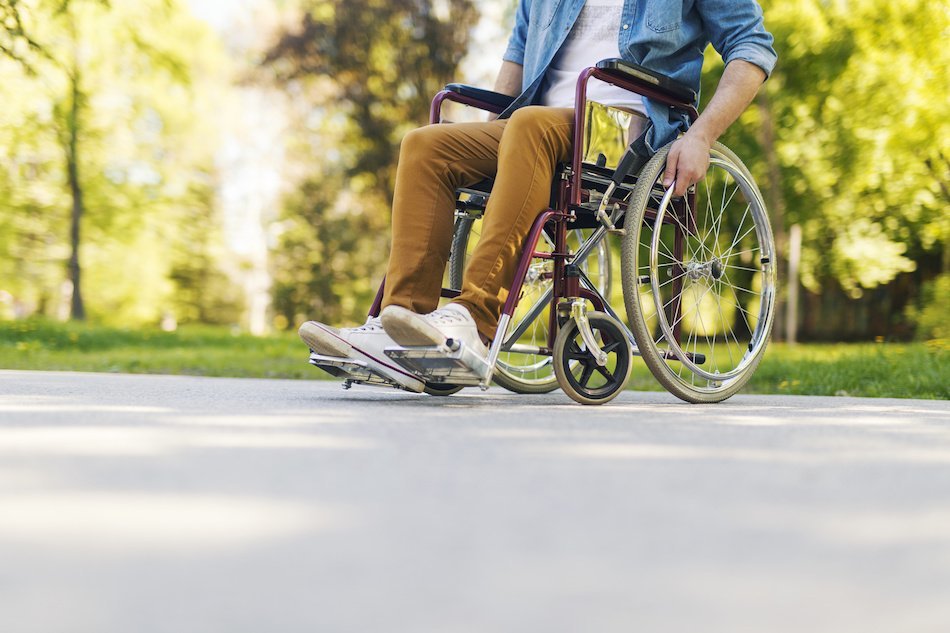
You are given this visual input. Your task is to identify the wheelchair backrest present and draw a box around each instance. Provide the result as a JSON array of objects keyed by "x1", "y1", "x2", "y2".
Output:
[{"x1": 582, "y1": 101, "x2": 648, "y2": 170}]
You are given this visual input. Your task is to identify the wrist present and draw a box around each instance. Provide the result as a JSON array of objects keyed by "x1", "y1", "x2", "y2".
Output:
[{"x1": 685, "y1": 125, "x2": 716, "y2": 147}]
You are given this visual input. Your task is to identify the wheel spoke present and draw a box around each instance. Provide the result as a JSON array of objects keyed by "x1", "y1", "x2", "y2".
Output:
[
  {"x1": 720, "y1": 203, "x2": 753, "y2": 257},
  {"x1": 721, "y1": 273, "x2": 756, "y2": 335},
  {"x1": 723, "y1": 264, "x2": 763, "y2": 273},
  {"x1": 595, "y1": 365, "x2": 615, "y2": 382},
  {"x1": 579, "y1": 363, "x2": 596, "y2": 387},
  {"x1": 718, "y1": 277, "x2": 759, "y2": 297},
  {"x1": 714, "y1": 284, "x2": 737, "y2": 369},
  {"x1": 683, "y1": 193, "x2": 713, "y2": 261},
  {"x1": 721, "y1": 247, "x2": 760, "y2": 261},
  {"x1": 712, "y1": 179, "x2": 740, "y2": 254},
  {"x1": 600, "y1": 340, "x2": 621, "y2": 355},
  {"x1": 722, "y1": 221, "x2": 758, "y2": 260}
]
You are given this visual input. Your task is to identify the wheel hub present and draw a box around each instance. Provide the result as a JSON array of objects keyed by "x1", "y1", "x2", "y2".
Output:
[{"x1": 685, "y1": 258, "x2": 724, "y2": 281}]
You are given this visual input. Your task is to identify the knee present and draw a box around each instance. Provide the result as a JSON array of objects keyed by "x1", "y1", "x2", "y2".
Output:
[
  {"x1": 506, "y1": 106, "x2": 565, "y2": 133},
  {"x1": 505, "y1": 106, "x2": 570, "y2": 139},
  {"x1": 506, "y1": 106, "x2": 545, "y2": 134},
  {"x1": 400, "y1": 124, "x2": 447, "y2": 160},
  {"x1": 503, "y1": 107, "x2": 573, "y2": 154}
]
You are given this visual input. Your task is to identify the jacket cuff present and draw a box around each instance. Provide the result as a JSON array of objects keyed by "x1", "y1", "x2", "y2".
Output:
[
  {"x1": 503, "y1": 42, "x2": 525, "y2": 66},
  {"x1": 724, "y1": 44, "x2": 777, "y2": 79}
]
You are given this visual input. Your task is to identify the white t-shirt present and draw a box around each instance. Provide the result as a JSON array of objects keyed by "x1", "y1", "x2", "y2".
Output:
[{"x1": 540, "y1": 0, "x2": 645, "y2": 114}]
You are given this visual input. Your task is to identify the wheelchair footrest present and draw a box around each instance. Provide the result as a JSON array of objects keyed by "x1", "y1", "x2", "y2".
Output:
[
  {"x1": 308, "y1": 352, "x2": 406, "y2": 389},
  {"x1": 384, "y1": 342, "x2": 491, "y2": 386}
]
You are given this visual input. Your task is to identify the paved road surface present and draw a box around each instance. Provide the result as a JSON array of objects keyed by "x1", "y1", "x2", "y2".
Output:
[{"x1": 1, "y1": 370, "x2": 949, "y2": 633}]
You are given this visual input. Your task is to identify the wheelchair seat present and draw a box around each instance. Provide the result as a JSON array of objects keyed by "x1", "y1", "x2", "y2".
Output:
[{"x1": 455, "y1": 159, "x2": 643, "y2": 231}]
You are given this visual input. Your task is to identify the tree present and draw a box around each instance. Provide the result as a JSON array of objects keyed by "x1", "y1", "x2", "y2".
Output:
[
  {"x1": 264, "y1": 0, "x2": 477, "y2": 327},
  {"x1": 0, "y1": 0, "x2": 53, "y2": 68},
  {"x1": 709, "y1": 0, "x2": 949, "y2": 337},
  {"x1": 0, "y1": 0, "x2": 241, "y2": 324}
]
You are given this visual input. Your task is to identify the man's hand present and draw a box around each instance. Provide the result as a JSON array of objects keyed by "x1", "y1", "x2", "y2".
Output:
[
  {"x1": 662, "y1": 132, "x2": 712, "y2": 197},
  {"x1": 661, "y1": 59, "x2": 767, "y2": 196}
]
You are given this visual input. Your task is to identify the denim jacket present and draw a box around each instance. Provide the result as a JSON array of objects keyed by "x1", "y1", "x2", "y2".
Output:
[{"x1": 500, "y1": 0, "x2": 777, "y2": 157}]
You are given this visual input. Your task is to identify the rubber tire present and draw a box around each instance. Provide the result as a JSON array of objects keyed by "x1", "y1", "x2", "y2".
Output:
[{"x1": 553, "y1": 311, "x2": 632, "y2": 405}]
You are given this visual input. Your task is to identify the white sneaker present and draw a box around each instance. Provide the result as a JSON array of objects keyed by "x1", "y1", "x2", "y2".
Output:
[
  {"x1": 298, "y1": 317, "x2": 425, "y2": 392},
  {"x1": 380, "y1": 304, "x2": 488, "y2": 357}
]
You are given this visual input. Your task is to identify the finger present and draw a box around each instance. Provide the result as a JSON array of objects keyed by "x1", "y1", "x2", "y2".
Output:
[
  {"x1": 673, "y1": 163, "x2": 691, "y2": 197},
  {"x1": 680, "y1": 159, "x2": 706, "y2": 196},
  {"x1": 662, "y1": 147, "x2": 679, "y2": 189}
]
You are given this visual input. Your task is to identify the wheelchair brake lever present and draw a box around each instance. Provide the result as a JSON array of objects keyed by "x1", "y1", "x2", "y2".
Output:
[
  {"x1": 596, "y1": 146, "x2": 643, "y2": 235},
  {"x1": 595, "y1": 182, "x2": 625, "y2": 235}
]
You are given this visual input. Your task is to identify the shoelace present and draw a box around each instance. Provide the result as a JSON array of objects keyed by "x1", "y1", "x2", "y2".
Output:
[
  {"x1": 425, "y1": 309, "x2": 469, "y2": 325},
  {"x1": 353, "y1": 317, "x2": 383, "y2": 332}
]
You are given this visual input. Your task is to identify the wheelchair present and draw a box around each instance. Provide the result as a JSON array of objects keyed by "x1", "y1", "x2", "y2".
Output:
[{"x1": 310, "y1": 58, "x2": 776, "y2": 405}]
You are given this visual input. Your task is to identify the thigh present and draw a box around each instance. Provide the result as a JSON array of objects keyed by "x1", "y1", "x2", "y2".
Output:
[
  {"x1": 402, "y1": 118, "x2": 508, "y2": 184},
  {"x1": 498, "y1": 106, "x2": 574, "y2": 153}
]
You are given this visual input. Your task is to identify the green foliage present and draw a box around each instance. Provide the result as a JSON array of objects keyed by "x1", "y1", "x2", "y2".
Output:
[
  {"x1": 906, "y1": 272, "x2": 950, "y2": 340},
  {"x1": 266, "y1": 0, "x2": 478, "y2": 194},
  {"x1": 270, "y1": 178, "x2": 390, "y2": 328},
  {"x1": 264, "y1": 0, "x2": 476, "y2": 327},
  {"x1": 719, "y1": 0, "x2": 950, "y2": 299},
  {"x1": 0, "y1": 0, "x2": 243, "y2": 325},
  {"x1": 3, "y1": 0, "x2": 947, "y2": 340}
]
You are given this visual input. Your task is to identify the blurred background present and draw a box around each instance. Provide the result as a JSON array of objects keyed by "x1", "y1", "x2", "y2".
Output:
[{"x1": 0, "y1": 0, "x2": 947, "y2": 344}]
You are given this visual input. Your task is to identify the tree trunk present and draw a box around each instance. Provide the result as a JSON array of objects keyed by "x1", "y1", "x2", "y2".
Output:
[{"x1": 66, "y1": 62, "x2": 85, "y2": 320}]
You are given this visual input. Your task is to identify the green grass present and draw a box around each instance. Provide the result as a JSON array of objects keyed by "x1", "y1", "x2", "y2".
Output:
[
  {"x1": 626, "y1": 339, "x2": 949, "y2": 399},
  {"x1": 1, "y1": 319, "x2": 947, "y2": 399},
  {"x1": 0, "y1": 319, "x2": 317, "y2": 380}
]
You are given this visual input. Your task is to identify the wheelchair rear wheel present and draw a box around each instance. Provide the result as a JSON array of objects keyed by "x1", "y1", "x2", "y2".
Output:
[
  {"x1": 450, "y1": 217, "x2": 611, "y2": 394},
  {"x1": 620, "y1": 142, "x2": 776, "y2": 403}
]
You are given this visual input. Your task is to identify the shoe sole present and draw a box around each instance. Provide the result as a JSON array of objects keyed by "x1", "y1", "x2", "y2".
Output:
[
  {"x1": 299, "y1": 320, "x2": 425, "y2": 393},
  {"x1": 380, "y1": 306, "x2": 447, "y2": 347},
  {"x1": 298, "y1": 322, "x2": 352, "y2": 357}
]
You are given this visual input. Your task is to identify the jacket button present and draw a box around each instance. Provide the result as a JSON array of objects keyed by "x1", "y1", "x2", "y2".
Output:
[{"x1": 622, "y1": 24, "x2": 629, "y2": 30}]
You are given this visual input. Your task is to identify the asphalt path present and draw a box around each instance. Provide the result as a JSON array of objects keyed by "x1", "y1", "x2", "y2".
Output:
[{"x1": 1, "y1": 369, "x2": 949, "y2": 633}]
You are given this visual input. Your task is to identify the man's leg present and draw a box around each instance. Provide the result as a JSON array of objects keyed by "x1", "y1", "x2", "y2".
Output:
[
  {"x1": 453, "y1": 106, "x2": 574, "y2": 341},
  {"x1": 299, "y1": 119, "x2": 506, "y2": 390},
  {"x1": 382, "y1": 119, "x2": 506, "y2": 315}
]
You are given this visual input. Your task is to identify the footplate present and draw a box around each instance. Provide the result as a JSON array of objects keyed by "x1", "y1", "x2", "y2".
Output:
[
  {"x1": 308, "y1": 352, "x2": 407, "y2": 390},
  {"x1": 384, "y1": 341, "x2": 491, "y2": 388}
]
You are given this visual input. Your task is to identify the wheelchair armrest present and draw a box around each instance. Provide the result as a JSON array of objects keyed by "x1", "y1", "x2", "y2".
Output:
[
  {"x1": 595, "y1": 58, "x2": 697, "y2": 104},
  {"x1": 444, "y1": 84, "x2": 516, "y2": 112}
]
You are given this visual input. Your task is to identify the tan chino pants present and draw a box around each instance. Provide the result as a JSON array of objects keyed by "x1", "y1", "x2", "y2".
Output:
[{"x1": 381, "y1": 106, "x2": 575, "y2": 341}]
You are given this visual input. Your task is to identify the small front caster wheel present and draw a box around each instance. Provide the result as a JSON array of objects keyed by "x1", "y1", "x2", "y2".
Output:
[{"x1": 553, "y1": 311, "x2": 632, "y2": 405}]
